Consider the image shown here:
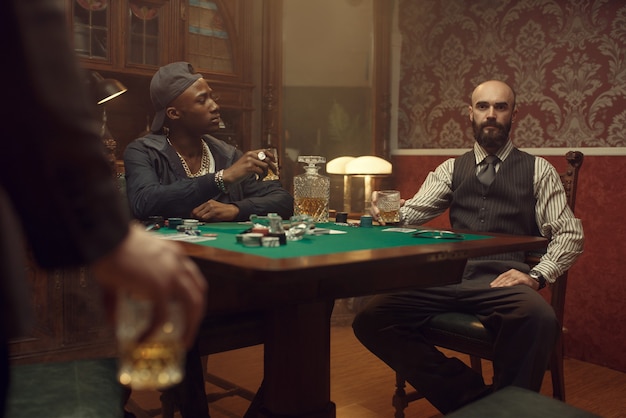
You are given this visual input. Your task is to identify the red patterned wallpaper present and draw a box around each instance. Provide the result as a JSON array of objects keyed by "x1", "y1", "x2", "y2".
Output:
[{"x1": 397, "y1": 0, "x2": 626, "y2": 149}]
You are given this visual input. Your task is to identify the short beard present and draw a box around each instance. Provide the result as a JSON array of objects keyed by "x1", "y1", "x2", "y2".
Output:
[{"x1": 472, "y1": 119, "x2": 512, "y2": 150}]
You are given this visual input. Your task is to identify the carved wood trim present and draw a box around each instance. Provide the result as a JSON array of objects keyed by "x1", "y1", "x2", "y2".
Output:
[{"x1": 261, "y1": 1, "x2": 283, "y2": 157}]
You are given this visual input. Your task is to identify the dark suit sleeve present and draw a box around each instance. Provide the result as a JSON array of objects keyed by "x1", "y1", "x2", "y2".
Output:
[{"x1": 1, "y1": 0, "x2": 129, "y2": 268}]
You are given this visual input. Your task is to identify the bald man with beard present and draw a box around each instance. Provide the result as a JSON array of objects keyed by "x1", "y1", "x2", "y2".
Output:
[{"x1": 355, "y1": 80, "x2": 584, "y2": 414}]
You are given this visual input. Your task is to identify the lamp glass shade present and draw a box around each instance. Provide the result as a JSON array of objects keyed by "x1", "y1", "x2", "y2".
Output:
[
  {"x1": 344, "y1": 156, "x2": 392, "y2": 175},
  {"x1": 326, "y1": 156, "x2": 356, "y2": 174}
]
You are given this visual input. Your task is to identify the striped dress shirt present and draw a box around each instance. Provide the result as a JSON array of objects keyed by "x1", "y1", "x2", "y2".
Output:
[{"x1": 400, "y1": 141, "x2": 584, "y2": 283}]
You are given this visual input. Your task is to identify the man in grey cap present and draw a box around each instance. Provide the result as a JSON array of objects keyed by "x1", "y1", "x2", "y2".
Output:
[
  {"x1": 124, "y1": 61, "x2": 293, "y2": 223},
  {"x1": 123, "y1": 62, "x2": 292, "y2": 417}
]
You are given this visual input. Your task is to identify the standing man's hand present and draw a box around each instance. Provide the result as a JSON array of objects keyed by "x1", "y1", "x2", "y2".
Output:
[{"x1": 90, "y1": 224, "x2": 208, "y2": 348}]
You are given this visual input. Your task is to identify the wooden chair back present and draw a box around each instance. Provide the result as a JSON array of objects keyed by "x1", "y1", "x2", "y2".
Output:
[{"x1": 549, "y1": 150, "x2": 583, "y2": 324}]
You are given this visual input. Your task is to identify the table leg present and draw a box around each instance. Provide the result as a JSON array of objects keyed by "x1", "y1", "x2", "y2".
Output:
[{"x1": 259, "y1": 300, "x2": 336, "y2": 418}]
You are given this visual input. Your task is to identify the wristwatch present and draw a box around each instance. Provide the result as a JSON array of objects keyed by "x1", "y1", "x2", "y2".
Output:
[{"x1": 529, "y1": 269, "x2": 546, "y2": 290}]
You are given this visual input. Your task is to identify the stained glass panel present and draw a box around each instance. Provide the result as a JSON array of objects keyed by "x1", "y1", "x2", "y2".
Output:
[{"x1": 188, "y1": 0, "x2": 234, "y2": 73}]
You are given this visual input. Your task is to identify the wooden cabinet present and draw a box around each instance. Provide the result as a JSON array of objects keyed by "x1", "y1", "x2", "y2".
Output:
[
  {"x1": 70, "y1": 0, "x2": 175, "y2": 75},
  {"x1": 68, "y1": 0, "x2": 251, "y2": 76},
  {"x1": 10, "y1": 2, "x2": 263, "y2": 364},
  {"x1": 68, "y1": 0, "x2": 256, "y2": 152},
  {"x1": 9, "y1": 253, "x2": 116, "y2": 365},
  {"x1": 178, "y1": 0, "x2": 255, "y2": 150}
]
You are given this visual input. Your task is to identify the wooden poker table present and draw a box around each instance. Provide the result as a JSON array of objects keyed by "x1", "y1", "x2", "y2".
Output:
[{"x1": 156, "y1": 222, "x2": 547, "y2": 418}]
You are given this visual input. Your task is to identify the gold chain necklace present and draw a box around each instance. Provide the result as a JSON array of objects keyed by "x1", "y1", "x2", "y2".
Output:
[{"x1": 168, "y1": 136, "x2": 210, "y2": 178}]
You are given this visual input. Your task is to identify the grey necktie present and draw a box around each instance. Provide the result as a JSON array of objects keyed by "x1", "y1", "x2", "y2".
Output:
[{"x1": 477, "y1": 155, "x2": 499, "y2": 186}]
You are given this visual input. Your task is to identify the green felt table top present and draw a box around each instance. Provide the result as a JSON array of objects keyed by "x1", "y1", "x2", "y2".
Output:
[{"x1": 155, "y1": 222, "x2": 491, "y2": 260}]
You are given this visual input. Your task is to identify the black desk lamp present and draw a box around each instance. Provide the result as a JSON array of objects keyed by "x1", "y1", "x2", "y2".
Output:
[
  {"x1": 91, "y1": 71, "x2": 128, "y2": 171},
  {"x1": 92, "y1": 71, "x2": 127, "y2": 105}
]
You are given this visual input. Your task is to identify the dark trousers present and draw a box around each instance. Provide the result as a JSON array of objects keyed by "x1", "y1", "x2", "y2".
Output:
[{"x1": 352, "y1": 260, "x2": 560, "y2": 414}]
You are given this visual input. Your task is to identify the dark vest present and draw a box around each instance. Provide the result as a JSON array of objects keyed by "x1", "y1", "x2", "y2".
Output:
[{"x1": 450, "y1": 148, "x2": 539, "y2": 263}]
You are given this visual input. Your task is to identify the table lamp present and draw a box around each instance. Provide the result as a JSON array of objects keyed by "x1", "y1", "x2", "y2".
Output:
[
  {"x1": 91, "y1": 71, "x2": 127, "y2": 171},
  {"x1": 326, "y1": 156, "x2": 356, "y2": 213},
  {"x1": 92, "y1": 71, "x2": 127, "y2": 105},
  {"x1": 91, "y1": 71, "x2": 127, "y2": 135},
  {"x1": 345, "y1": 156, "x2": 392, "y2": 212}
]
